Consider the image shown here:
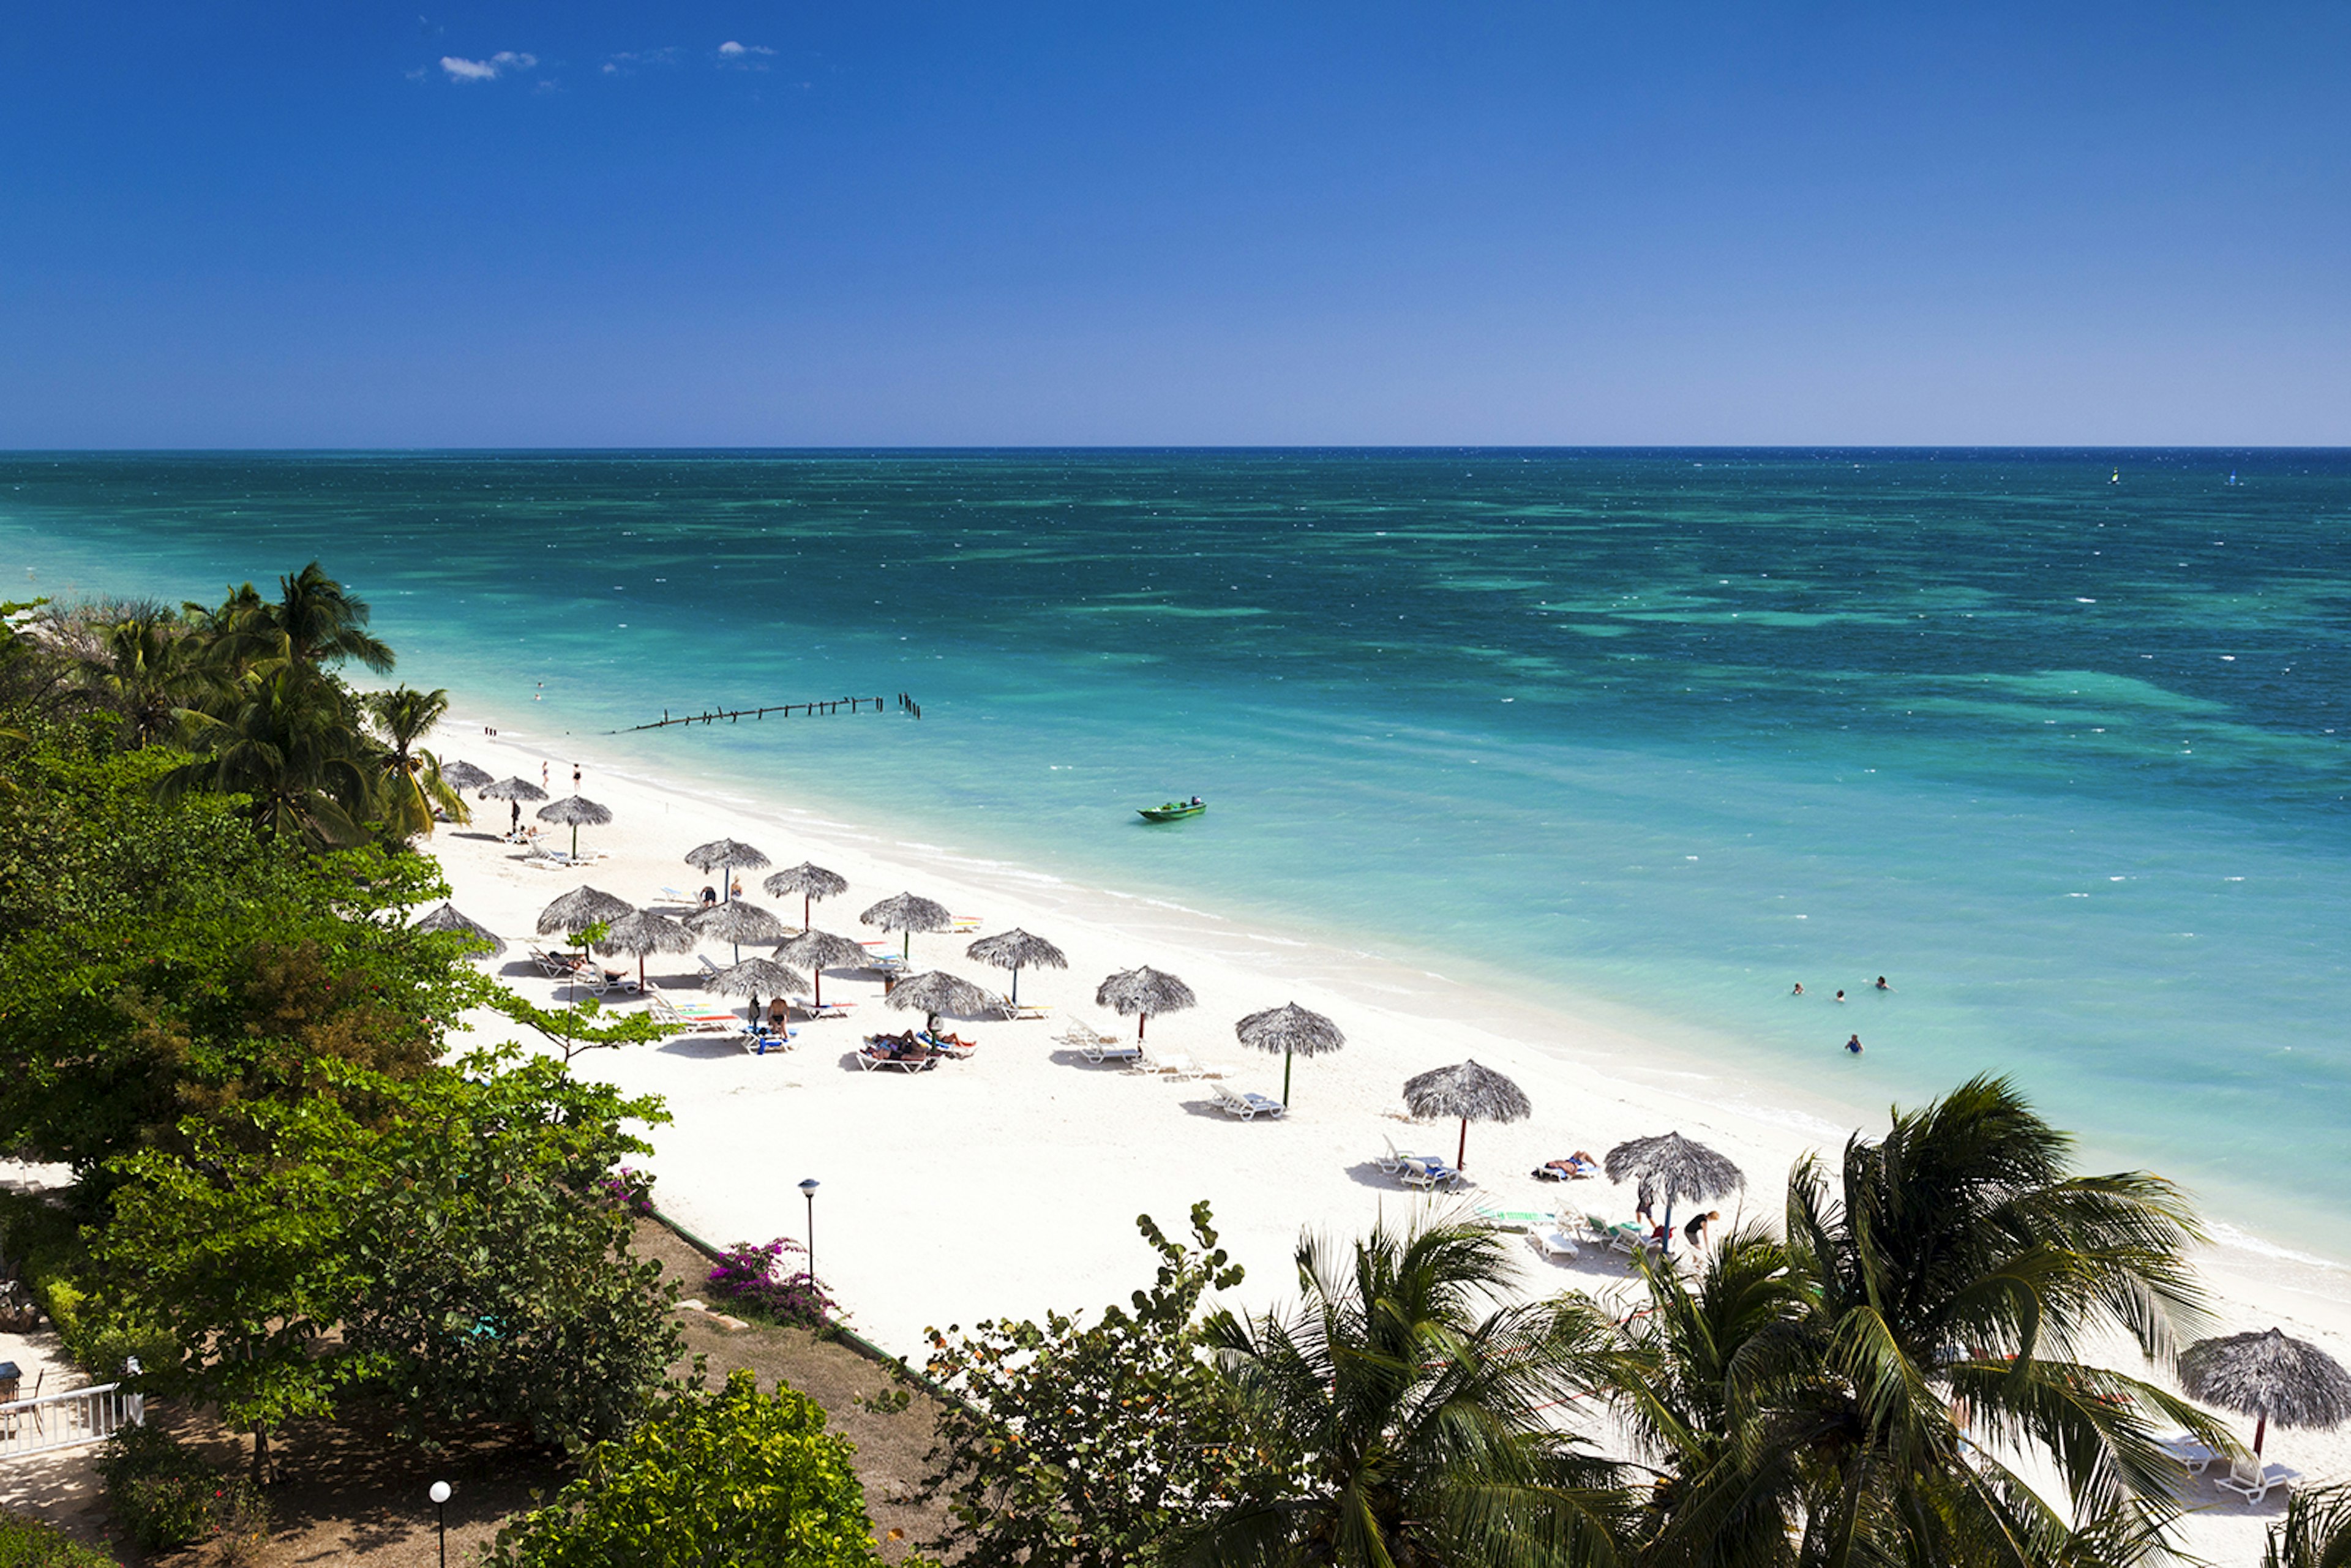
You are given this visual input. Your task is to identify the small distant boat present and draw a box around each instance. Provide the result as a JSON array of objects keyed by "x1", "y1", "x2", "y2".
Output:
[{"x1": 1138, "y1": 798, "x2": 1206, "y2": 822}]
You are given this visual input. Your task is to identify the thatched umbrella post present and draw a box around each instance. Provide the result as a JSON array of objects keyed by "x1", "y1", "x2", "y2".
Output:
[
  {"x1": 1603, "y1": 1132, "x2": 1745, "y2": 1259},
  {"x1": 413, "y1": 901, "x2": 505, "y2": 961},
  {"x1": 536, "y1": 794, "x2": 612, "y2": 859},
  {"x1": 884, "y1": 969, "x2": 994, "y2": 1036},
  {"x1": 778, "y1": 929, "x2": 876, "y2": 1008},
  {"x1": 765, "y1": 862, "x2": 849, "y2": 931},
  {"x1": 708, "y1": 957, "x2": 809, "y2": 1032},
  {"x1": 687, "y1": 899, "x2": 787, "y2": 966},
  {"x1": 1237, "y1": 1002, "x2": 1344, "y2": 1106},
  {"x1": 2181, "y1": 1327, "x2": 2351, "y2": 1458},
  {"x1": 861, "y1": 891, "x2": 953, "y2": 964},
  {"x1": 1402, "y1": 1059, "x2": 1529, "y2": 1169},
  {"x1": 685, "y1": 838, "x2": 771, "y2": 903},
  {"x1": 599, "y1": 908, "x2": 694, "y2": 991},
  {"x1": 480, "y1": 775, "x2": 548, "y2": 835},
  {"x1": 967, "y1": 928, "x2": 1068, "y2": 1007},
  {"x1": 1095, "y1": 966, "x2": 1196, "y2": 1043}
]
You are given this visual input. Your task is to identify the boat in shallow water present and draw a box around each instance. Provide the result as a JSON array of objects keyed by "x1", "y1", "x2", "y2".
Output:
[{"x1": 1138, "y1": 800, "x2": 1206, "y2": 822}]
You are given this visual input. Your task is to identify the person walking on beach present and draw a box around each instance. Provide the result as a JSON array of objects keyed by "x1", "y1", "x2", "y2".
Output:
[{"x1": 1846, "y1": 1033, "x2": 1864, "y2": 1054}]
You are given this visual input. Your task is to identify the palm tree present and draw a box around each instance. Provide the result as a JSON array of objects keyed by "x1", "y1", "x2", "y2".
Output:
[
  {"x1": 72, "y1": 607, "x2": 214, "y2": 747},
  {"x1": 2265, "y1": 1482, "x2": 2351, "y2": 1568},
  {"x1": 159, "y1": 664, "x2": 375, "y2": 847},
  {"x1": 1610, "y1": 1076, "x2": 2229, "y2": 1568},
  {"x1": 364, "y1": 685, "x2": 468, "y2": 839},
  {"x1": 198, "y1": 563, "x2": 394, "y2": 678},
  {"x1": 1185, "y1": 1217, "x2": 1626, "y2": 1568}
]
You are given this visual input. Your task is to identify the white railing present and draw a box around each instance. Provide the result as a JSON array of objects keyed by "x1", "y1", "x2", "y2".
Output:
[{"x1": 0, "y1": 1382, "x2": 143, "y2": 1458}]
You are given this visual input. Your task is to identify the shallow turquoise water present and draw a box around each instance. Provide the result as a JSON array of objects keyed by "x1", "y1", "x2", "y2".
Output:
[{"x1": 5, "y1": 449, "x2": 2346, "y2": 1251}]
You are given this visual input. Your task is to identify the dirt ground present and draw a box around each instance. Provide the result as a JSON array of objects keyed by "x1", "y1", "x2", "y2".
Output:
[{"x1": 82, "y1": 1216, "x2": 951, "y2": 1566}]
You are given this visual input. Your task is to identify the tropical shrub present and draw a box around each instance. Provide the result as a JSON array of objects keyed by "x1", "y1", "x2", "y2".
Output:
[
  {"x1": 0, "y1": 1509, "x2": 120, "y2": 1567},
  {"x1": 708, "y1": 1239, "x2": 834, "y2": 1327},
  {"x1": 94, "y1": 1424, "x2": 221, "y2": 1551},
  {"x1": 485, "y1": 1368, "x2": 902, "y2": 1568},
  {"x1": 918, "y1": 1203, "x2": 1270, "y2": 1568}
]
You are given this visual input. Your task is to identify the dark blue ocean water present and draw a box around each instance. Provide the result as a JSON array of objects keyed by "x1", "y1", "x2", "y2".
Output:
[{"x1": 6, "y1": 449, "x2": 2347, "y2": 1251}]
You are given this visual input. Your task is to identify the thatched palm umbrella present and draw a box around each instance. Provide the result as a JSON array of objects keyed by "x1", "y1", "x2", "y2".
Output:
[
  {"x1": 707, "y1": 956, "x2": 809, "y2": 1031},
  {"x1": 413, "y1": 901, "x2": 504, "y2": 960},
  {"x1": 1402, "y1": 1060, "x2": 1530, "y2": 1171},
  {"x1": 685, "y1": 838, "x2": 771, "y2": 902},
  {"x1": 480, "y1": 775, "x2": 548, "y2": 833},
  {"x1": 1604, "y1": 1132, "x2": 1745, "y2": 1257},
  {"x1": 1236, "y1": 1002, "x2": 1344, "y2": 1106},
  {"x1": 535, "y1": 885, "x2": 633, "y2": 939},
  {"x1": 765, "y1": 861, "x2": 849, "y2": 929},
  {"x1": 2181, "y1": 1328, "x2": 2351, "y2": 1459},
  {"x1": 862, "y1": 891, "x2": 953, "y2": 964},
  {"x1": 536, "y1": 793, "x2": 612, "y2": 859},
  {"x1": 776, "y1": 928, "x2": 870, "y2": 1007},
  {"x1": 440, "y1": 759, "x2": 493, "y2": 792},
  {"x1": 597, "y1": 908, "x2": 694, "y2": 991},
  {"x1": 687, "y1": 899, "x2": 788, "y2": 964},
  {"x1": 884, "y1": 969, "x2": 995, "y2": 1035},
  {"x1": 1095, "y1": 966, "x2": 1196, "y2": 1043},
  {"x1": 966, "y1": 928, "x2": 1067, "y2": 1006}
]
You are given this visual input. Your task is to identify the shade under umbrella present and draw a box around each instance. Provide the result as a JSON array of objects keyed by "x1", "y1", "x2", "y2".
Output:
[
  {"x1": 2181, "y1": 1328, "x2": 2351, "y2": 1457},
  {"x1": 440, "y1": 759, "x2": 493, "y2": 792},
  {"x1": 884, "y1": 969, "x2": 995, "y2": 1033},
  {"x1": 1402, "y1": 1059, "x2": 1530, "y2": 1170},
  {"x1": 684, "y1": 838, "x2": 771, "y2": 901},
  {"x1": 966, "y1": 928, "x2": 1067, "y2": 1006},
  {"x1": 1605, "y1": 1131, "x2": 1745, "y2": 1256},
  {"x1": 706, "y1": 956, "x2": 810, "y2": 1029},
  {"x1": 862, "y1": 891, "x2": 953, "y2": 963},
  {"x1": 776, "y1": 928, "x2": 871, "y2": 1007},
  {"x1": 1095, "y1": 966, "x2": 1196, "y2": 1043},
  {"x1": 480, "y1": 775, "x2": 549, "y2": 831},
  {"x1": 1236, "y1": 1002, "x2": 1344, "y2": 1106},
  {"x1": 536, "y1": 793, "x2": 612, "y2": 858},
  {"x1": 765, "y1": 861, "x2": 849, "y2": 929},
  {"x1": 536, "y1": 885, "x2": 634, "y2": 938},
  {"x1": 688, "y1": 899, "x2": 788, "y2": 964},
  {"x1": 598, "y1": 907, "x2": 694, "y2": 991},
  {"x1": 414, "y1": 901, "x2": 504, "y2": 960}
]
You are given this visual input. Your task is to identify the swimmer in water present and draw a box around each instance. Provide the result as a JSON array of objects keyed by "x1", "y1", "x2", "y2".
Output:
[
  {"x1": 1874, "y1": 975, "x2": 1891, "y2": 991},
  {"x1": 1835, "y1": 989, "x2": 1847, "y2": 1003},
  {"x1": 1846, "y1": 1033, "x2": 1864, "y2": 1054},
  {"x1": 1791, "y1": 982, "x2": 1804, "y2": 996}
]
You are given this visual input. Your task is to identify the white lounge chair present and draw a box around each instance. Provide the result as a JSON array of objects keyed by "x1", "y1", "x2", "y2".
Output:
[
  {"x1": 1078, "y1": 1038, "x2": 1144, "y2": 1065},
  {"x1": 994, "y1": 993, "x2": 1052, "y2": 1021},
  {"x1": 2216, "y1": 1455, "x2": 2300, "y2": 1505},
  {"x1": 788, "y1": 994, "x2": 854, "y2": 1019},
  {"x1": 699, "y1": 955, "x2": 724, "y2": 978},
  {"x1": 1525, "y1": 1225, "x2": 1581, "y2": 1262},
  {"x1": 1056, "y1": 1022, "x2": 1121, "y2": 1049},
  {"x1": 1210, "y1": 1081, "x2": 1286, "y2": 1120},
  {"x1": 2158, "y1": 1435, "x2": 2221, "y2": 1476},
  {"x1": 1378, "y1": 1136, "x2": 1434, "y2": 1175},
  {"x1": 1398, "y1": 1157, "x2": 1463, "y2": 1190},
  {"x1": 1135, "y1": 1048, "x2": 1209, "y2": 1079},
  {"x1": 647, "y1": 995, "x2": 743, "y2": 1032}
]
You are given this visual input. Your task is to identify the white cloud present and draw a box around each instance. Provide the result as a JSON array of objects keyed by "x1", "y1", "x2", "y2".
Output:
[
  {"x1": 717, "y1": 40, "x2": 775, "y2": 57},
  {"x1": 440, "y1": 50, "x2": 536, "y2": 83}
]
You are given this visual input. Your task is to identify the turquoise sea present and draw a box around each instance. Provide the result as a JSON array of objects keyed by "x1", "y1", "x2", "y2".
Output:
[{"x1": 4, "y1": 450, "x2": 2346, "y2": 1256}]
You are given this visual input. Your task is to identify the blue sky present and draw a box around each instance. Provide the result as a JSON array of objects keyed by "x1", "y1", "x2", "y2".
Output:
[{"x1": 2, "y1": 3, "x2": 2345, "y2": 445}]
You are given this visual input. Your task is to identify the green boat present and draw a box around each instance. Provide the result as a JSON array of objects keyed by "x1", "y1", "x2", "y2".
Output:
[{"x1": 1138, "y1": 798, "x2": 1206, "y2": 822}]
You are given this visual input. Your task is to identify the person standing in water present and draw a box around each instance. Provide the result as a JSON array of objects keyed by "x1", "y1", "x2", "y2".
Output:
[
  {"x1": 1791, "y1": 981, "x2": 1805, "y2": 996},
  {"x1": 1835, "y1": 989, "x2": 1847, "y2": 1003},
  {"x1": 1846, "y1": 1033, "x2": 1864, "y2": 1054},
  {"x1": 1874, "y1": 975, "x2": 1891, "y2": 991}
]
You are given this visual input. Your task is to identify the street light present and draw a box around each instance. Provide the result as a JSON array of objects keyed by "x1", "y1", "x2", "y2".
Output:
[
  {"x1": 428, "y1": 1480, "x2": 451, "y2": 1568},
  {"x1": 798, "y1": 1177, "x2": 820, "y2": 1283}
]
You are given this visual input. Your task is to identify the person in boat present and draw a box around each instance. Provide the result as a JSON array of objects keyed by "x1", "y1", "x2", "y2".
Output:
[{"x1": 1190, "y1": 795, "x2": 1202, "y2": 806}]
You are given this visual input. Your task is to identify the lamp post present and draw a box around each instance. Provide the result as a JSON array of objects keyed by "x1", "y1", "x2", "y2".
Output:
[
  {"x1": 798, "y1": 1177, "x2": 820, "y2": 1283},
  {"x1": 428, "y1": 1480, "x2": 451, "y2": 1568}
]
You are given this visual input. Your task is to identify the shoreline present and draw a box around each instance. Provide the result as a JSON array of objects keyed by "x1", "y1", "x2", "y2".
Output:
[{"x1": 421, "y1": 698, "x2": 2349, "y2": 1559}]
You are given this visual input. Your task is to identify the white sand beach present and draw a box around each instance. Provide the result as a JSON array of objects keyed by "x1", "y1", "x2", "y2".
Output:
[{"x1": 432, "y1": 713, "x2": 2351, "y2": 1563}]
